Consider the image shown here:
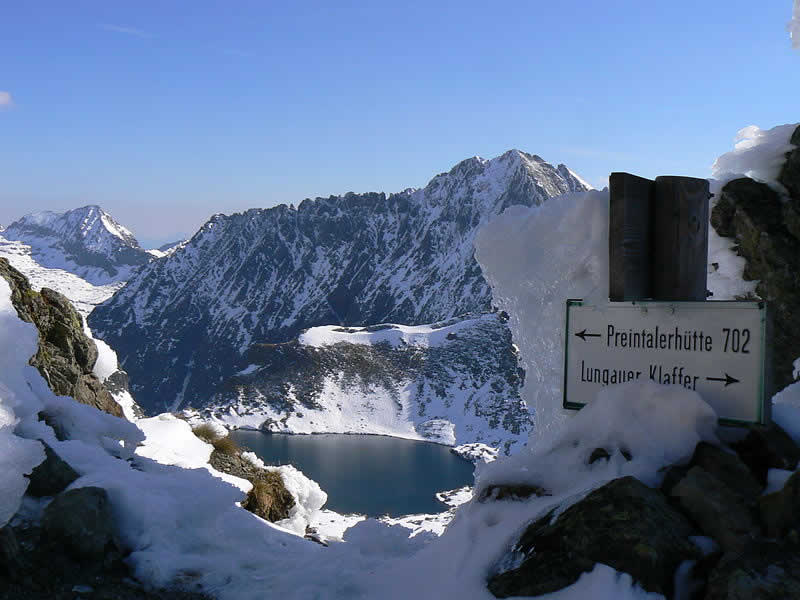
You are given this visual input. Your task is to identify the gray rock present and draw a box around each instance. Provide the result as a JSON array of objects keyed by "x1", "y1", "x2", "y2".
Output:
[
  {"x1": 690, "y1": 442, "x2": 762, "y2": 502},
  {"x1": 704, "y1": 539, "x2": 800, "y2": 600},
  {"x1": 41, "y1": 487, "x2": 119, "y2": 561},
  {"x1": 670, "y1": 466, "x2": 760, "y2": 553},
  {"x1": 731, "y1": 423, "x2": 800, "y2": 485},
  {"x1": 758, "y1": 470, "x2": 800, "y2": 539},
  {"x1": 25, "y1": 442, "x2": 79, "y2": 497},
  {"x1": 487, "y1": 476, "x2": 698, "y2": 598}
]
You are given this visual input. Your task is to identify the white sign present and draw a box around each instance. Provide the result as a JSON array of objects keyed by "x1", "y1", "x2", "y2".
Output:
[{"x1": 563, "y1": 300, "x2": 768, "y2": 424}]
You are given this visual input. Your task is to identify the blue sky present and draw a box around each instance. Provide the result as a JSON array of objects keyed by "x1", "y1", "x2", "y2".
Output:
[{"x1": 1, "y1": 1, "x2": 798, "y2": 247}]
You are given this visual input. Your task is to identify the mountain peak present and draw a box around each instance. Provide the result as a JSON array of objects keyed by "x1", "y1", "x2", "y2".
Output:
[{"x1": 3, "y1": 206, "x2": 150, "y2": 285}]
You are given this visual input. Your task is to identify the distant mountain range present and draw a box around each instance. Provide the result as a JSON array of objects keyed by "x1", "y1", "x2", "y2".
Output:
[
  {"x1": 88, "y1": 150, "x2": 589, "y2": 415},
  {"x1": 2, "y1": 206, "x2": 151, "y2": 285}
]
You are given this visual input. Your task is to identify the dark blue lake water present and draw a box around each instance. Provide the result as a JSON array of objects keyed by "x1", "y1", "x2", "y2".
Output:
[{"x1": 229, "y1": 431, "x2": 475, "y2": 517}]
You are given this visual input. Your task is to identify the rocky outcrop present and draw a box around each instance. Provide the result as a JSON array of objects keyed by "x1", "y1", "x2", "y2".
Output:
[
  {"x1": 710, "y1": 124, "x2": 800, "y2": 389},
  {"x1": 0, "y1": 258, "x2": 123, "y2": 418},
  {"x1": 488, "y1": 422, "x2": 800, "y2": 599},
  {"x1": 24, "y1": 442, "x2": 79, "y2": 498},
  {"x1": 204, "y1": 436, "x2": 295, "y2": 523}
]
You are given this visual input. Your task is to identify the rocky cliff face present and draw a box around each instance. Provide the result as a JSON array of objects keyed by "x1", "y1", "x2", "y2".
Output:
[
  {"x1": 3, "y1": 205, "x2": 151, "y2": 285},
  {"x1": 90, "y1": 150, "x2": 589, "y2": 413},
  {"x1": 711, "y1": 124, "x2": 800, "y2": 390},
  {"x1": 198, "y1": 312, "x2": 530, "y2": 454},
  {"x1": 0, "y1": 258, "x2": 123, "y2": 418}
]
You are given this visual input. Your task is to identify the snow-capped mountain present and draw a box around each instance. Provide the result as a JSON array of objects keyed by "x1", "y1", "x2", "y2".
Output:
[
  {"x1": 90, "y1": 150, "x2": 590, "y2": 413},
  {"x1": 3, "y1": 205, "x2": 151, "y2": 285},
  {"x1": 194, "y1": 312, "x2": 529, "y2": 454}
]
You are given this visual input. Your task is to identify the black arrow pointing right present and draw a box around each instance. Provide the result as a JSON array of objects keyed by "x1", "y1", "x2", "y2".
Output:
[
  {"x1": 575, "y1": 329, "x2": 602, "y2": 342},
  {"x1": 706, "y1": 373, "x2": 740, "y2": 387}
]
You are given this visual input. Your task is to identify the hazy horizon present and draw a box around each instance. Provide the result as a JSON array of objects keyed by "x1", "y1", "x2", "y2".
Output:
[{"x1": 1, "y1": 1, "x2": 798, "y2": 247}]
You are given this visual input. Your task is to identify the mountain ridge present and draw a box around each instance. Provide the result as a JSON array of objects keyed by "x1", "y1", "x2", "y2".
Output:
[{"x1": 89, "y1": 149, "x2": 590, "y2": 413}]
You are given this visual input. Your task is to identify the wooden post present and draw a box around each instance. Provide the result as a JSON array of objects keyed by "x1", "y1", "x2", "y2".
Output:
[
  {"x1": 651, "y1": 176, "x2": 710, "y2": 301},
  {"x1": 609, "y1": 173, "x2": 655, "y2": 301}
]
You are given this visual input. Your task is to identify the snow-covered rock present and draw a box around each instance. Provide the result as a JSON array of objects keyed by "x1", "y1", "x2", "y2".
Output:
[{"x1": 89, "y1": 150, "x2": 590, "y2": 413}]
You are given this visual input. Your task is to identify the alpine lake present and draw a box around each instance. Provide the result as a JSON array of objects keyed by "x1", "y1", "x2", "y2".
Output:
[{"x1": 229, "y1": 430, "x2": 475, "y2": 517}]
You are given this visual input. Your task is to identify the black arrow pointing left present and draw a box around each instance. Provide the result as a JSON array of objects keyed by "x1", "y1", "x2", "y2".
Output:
[
  {"x1": 575, "y1": 329, "x2": 602, "y2": 341},
  {"x1": 706, "y1": 373, "x2": 740, "y2": 387}
]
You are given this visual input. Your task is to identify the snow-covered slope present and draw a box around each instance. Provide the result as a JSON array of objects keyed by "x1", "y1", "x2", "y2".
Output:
[
  {"x1": 194, "y1": 312, "x2": 530, "y2": 455},
  {"x1": 89, "y1": 150, "x2": 589, "y2": 413},
  {"x1": 0, "y1": 236, "x2": 122, "y2": 317},
  {"x1": 3, "y1": 205, "x2": 151, "y2": 285}
]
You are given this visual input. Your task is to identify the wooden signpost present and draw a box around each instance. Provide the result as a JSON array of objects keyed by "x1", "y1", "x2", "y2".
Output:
[{"x1": 564, "y1": 173, "x2": 770, "y2": 425}]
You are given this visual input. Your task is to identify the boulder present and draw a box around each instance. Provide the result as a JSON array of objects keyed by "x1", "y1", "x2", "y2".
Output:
[
  {"x1": 704, "y1": 539, "x2": 800, "y2": 600},
  {"x1": 758, "y1": 470, "x2": 800, "y2": 539},
  {"x1": 690, "y1": 442, "x2": 762, "y2": 502},
  {"x1": 670, "y1": 466, "x2": 760, "y2": 553},
  {"x1": 41, "y1": 487, "x2": 119, "y2": 561},
  {"x1": 487, "y1": 476, "x2": 698, "y2": 598},
  {"x1": 24, "y1": 442, "x2": 79, "y2": 497},
  {"x1": 730, "y1": 423, "x2": 800, "y2": 484}
]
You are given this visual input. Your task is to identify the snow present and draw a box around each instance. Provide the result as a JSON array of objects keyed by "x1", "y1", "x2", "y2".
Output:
[
  {"x1": 3, "y1": 206, "x2": 144, "y2": 286},
  {"x1": 452, "y1": 443, "x2": 499, "y2": 463},
  {"x1": 0, "y1": 235, "x2": 122, "y2": 318},
  {"x1": 0, "y1": 279, "x2": 46, "y2": 527},
  {"x1": 772, "y1": 380, "x2": 800, "y2": 444},
  {"x1": 475, "y1": 190, "x2": 610, "y2": 436},
  {"x1": 527, "y1": 564, "x2": 663, "y2": 600},
  {"x1": 271, "y1": 464, "x2": 328, "y2": 535},
  {"x1": 299, "y1": 320, "x2": 476, "y2": 349},
  {"x1": 711, "y1": 123, "x2": 797, "y2": 190},
  {"x1": 92, "y1": 337, "x2": 119, "y2": 381},
  {"x1": 235, "y1": 364, "x2": 261, "y2": 376}
]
